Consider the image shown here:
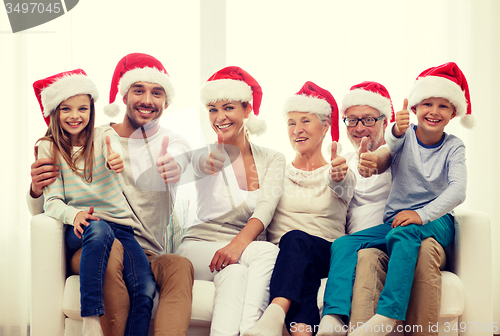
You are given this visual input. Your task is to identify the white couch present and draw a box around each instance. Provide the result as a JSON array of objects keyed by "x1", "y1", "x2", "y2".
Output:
[{"x1": 31, "y1": 209, "x2": 494, "y2": 336}]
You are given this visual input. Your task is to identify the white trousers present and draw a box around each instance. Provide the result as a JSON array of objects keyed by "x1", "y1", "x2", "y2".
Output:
[{"x1": 176, "y1": 240, "x2": 279, "y2": 336}]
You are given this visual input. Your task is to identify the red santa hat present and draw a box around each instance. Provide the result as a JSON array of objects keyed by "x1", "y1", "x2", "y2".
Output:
[
  {"x1": 200, "y1": 66, "x2": 266, "y2": 135},
  {"x1": 33, "y1": 69, "x2": 99, "y2": 126},
  {"x1": 341, "y1": 81, "x2": 395, "y2": 123},
  {"x1": 408, "y1": 62, "x2": 474, "y2": 128},
  {"x1": 283, "y1": 81, "x2": 340, "y2": 142},
  {"x1": 104, "y1": 53, "x2": 175, "y2": 117}
]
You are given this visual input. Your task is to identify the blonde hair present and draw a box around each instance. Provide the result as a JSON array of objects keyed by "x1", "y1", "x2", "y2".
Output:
[{"x1": 36, "y1": 95, "x2": 96, "y2": 183}]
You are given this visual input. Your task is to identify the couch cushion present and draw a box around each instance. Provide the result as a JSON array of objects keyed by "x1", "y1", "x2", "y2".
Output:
[
  {"x1": 63, "y1": 276, "x2": 214, "y2": 327},
  {"x1": 64, "y1": 275, "x2": 161, "y2": 319},
  {"x1": 440, "y1": 271, "x2": 464, "y2": 317},
  {"x1": 63, "y1": 275, "x2": 82, "y2": 320},
  {"x1": 190, "y1": 280, "x2": 215, "y2": 327}
]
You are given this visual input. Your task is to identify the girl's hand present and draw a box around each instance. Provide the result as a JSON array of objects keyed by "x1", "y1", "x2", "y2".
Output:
[
  {"x1": 106, "y1": 136, "x2": 124, "y2": 174},
  {"x1": 201, "y1": 132, "x2": 225, "y2": 175},
  {"x1": 393, "y1": 99, "x2": 410, "y2": 137},
  {"x1": 329, "y1": 142, "x2": 348, "y2": 182},
  {"x1": 392, "y1": 210, "x2": 422, "y2": 228},
  {"x1": 73, "y1": 206, "x2": 100, "y2": 238},
  {"x1": 209, "y1": 240, "x2": 245, "y2": 272}
]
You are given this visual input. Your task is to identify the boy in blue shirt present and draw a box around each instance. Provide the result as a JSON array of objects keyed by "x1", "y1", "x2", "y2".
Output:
[{"x1": 319, "y1": 62, "x2": 474, "y2": 336}]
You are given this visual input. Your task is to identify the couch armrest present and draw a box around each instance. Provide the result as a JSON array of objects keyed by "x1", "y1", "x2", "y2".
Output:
[
  {"x1": 450, "y1": 209, "x2": 493, "y2": 335},
  {"x1": 30, "y1": 214, "x2": 66, "y2": 336}
]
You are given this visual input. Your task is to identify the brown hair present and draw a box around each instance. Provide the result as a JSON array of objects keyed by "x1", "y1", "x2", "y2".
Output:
[{"x1": 36, "y1": 95, "x2": 96, "y2": 183}]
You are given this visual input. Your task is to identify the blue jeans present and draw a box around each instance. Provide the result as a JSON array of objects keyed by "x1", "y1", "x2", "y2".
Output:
[
  {"x1": 270, "y1": 230, "x2": 332, "y2": 332},
  {"x1": 65, "y1": 220, "x2": 156, "y2": 336},
  {"x1": 322, "y1": 214, "x2": 454, "y2": 321}
]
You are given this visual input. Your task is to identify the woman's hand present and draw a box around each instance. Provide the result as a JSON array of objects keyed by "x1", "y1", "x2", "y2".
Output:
[
  {"x1": 106, "y1": 136, "x2": 124, "y2": 174},
  {"x1": 391, "y1": 210, "x2": 422, "y2": 228},
  {"x1": 201, "y1": 132, "x2": 225, "y2": 175},
  {"x1": 209, "y1": 240, "x2": 245, "y2": 273},
  {"x1": 329, "y1": 142, "x2": 348, "y2": 182},
  {"x1": 73, "y1": 206, "x2": 100, "y2": 238}
]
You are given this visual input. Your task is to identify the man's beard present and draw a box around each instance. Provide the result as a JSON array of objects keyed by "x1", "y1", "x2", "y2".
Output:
[
  {"x1": 126, "y1": 108, "x2": 160, "y2": 131},
  {"x1": 350, "y1": 127, "x2": 385, "y2": 154}
]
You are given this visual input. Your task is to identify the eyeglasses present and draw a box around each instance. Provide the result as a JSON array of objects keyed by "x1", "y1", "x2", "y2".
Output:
[{"x1": 343, "y1": 115, "x2": 385, "y2": 127}]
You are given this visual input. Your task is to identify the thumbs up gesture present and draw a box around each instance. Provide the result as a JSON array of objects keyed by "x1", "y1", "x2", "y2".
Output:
[
  {"x1": 157, "y1": 135, "x2": 181, "y2": 184},
  {"x1": 201, "y1": 132, "x2": 226, "y2": 175},
  {"x1": 329, "y1": 141, "x2": 348, "y2": 182},
  {"x1": 357, "y1": 137, "x2": 378, "y2": 178},
  {"x1": 393, "y1": 99, "x2": 410, "y2": 137},
  {"x1": 106, "y1": 136, "x2": 124, "y2": 174}
]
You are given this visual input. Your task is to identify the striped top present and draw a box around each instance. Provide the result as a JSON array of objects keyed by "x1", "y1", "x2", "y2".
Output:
[{"x1": 38, "y1": 125, "x2": 139, "y2": 228}]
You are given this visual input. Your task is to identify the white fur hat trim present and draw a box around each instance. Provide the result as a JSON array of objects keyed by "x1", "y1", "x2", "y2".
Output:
[
  {"x1": 200, "y1": 79, "x2": 253, "y2": 105},
  {"x1": 408, "y1": 76, "x2": 467, "y2": 117},
  {"x1": 341, "y1": 89, "x2": 393, "y2": 119},
  {"x1": 118, "y1": 67, "x2": 175, "y2": 106},
  {"x1": 41, "y1": 74, "x2": 99, "y2": 117},
  {"x1": 283, "y1": 95, "x2": 331, "y2": 116}
]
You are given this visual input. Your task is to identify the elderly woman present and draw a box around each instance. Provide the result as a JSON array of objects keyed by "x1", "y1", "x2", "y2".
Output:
[
  {"x1": 243, "y1": 82, "x2": 356, "y2": 336},
  {"x1": 176, "y1": 66, "x2": 285, "y2": 336}
]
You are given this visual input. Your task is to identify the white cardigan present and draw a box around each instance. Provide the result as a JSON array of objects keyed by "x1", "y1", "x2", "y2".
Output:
[{"x1": 183, "y1": 142, "x2": 286, "y2": 243}]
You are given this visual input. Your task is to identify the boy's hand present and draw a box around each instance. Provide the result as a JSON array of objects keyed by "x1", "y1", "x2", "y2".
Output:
[
  {"x1": 357, "y1": 137, "x2": 377, "y2": 178},
  {"x1": 329, "y1": 142, "x2": 348, "y2": 182},
  {"x1": 157, "y1": 135, "x2": 181, "y2": 184},
  {"x1": 393, "y1": 99, "x2": 410, "y2": 137},
  {"x1": 73, "y1": 206, "x2": 100, "y2": 239},
  {"x1": 106, "y1": 136, "x2": 124, "y2": 174},
  {"x1": 392, "y1": 210, "x2": 422, "y2": 228},
  {"x1": 201, "y1": 132, "x2": 225, "y2": 175}
]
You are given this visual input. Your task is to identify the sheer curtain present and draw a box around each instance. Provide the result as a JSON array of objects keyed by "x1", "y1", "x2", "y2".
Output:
[{"x1": 0, "y1": 0, "x2": 498, "y2": 334}]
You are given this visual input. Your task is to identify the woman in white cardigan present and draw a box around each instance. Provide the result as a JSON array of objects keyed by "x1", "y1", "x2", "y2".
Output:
[
  {"x1": 176, "y1": 66, "x2": 285, "y2": 336},
  {"x1": 243, "y1": 81, "x2": 356, "y2": 336}
]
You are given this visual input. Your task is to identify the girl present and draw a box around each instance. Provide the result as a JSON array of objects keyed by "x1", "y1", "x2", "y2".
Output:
[
  {"x1": 176, "y1": 66, "x2": 285, "y2": 336},
  {"x1": 33, "y1": 69, "x2": 156, "y2": 336}
]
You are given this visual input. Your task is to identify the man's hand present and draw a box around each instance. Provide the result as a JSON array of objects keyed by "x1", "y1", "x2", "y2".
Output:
[
  {"x1": 391, "y1": 210, "x2": 422, "y2": 228},
  {"x1": 393, "y1": 99, "x2": 410, "y2": 137},
  {"x1": 156, "y1": 136, "x2": 181, "y2": 184},
  {"x1": 329, "y1": 141, "x2": 348, "y2": 182},
  {"x1": 30, "y1": 145, "x2": 58, "y2": 198},
  {"x1": 106, "y1": 136, "x2": 124, "y2": 174},
  {"x1": 209, "y1": 240, "x2": 244, "y2": 273},
  {"x1": 358, "y1": 137, "x2": 378, "y2": 178},
  {"x1": 201, "y1": 132, "x2": 225, "y2": 175},
  {"x1": 73, "y1": 206, "x2": 100, "y2": 239}
]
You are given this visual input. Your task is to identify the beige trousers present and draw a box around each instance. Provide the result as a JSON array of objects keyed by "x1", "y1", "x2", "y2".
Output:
[
  {"x1": 349, "y1": 237, "x2": 446, "y2": 336},
  {"x1": 70, "y1": 239, "x2": 194, "y2": 336}
]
